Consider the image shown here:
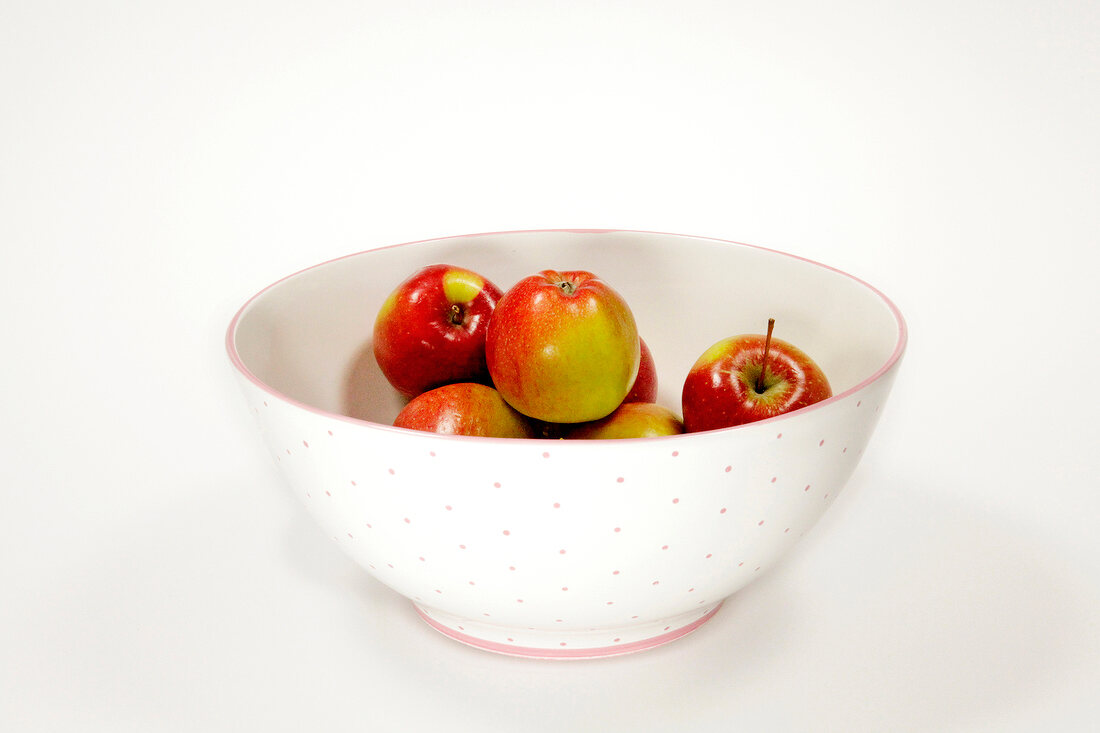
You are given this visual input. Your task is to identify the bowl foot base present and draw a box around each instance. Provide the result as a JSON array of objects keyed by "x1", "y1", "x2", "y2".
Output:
[{"x1": 412, "y1": 601, "x2": 723, "y2": 659}]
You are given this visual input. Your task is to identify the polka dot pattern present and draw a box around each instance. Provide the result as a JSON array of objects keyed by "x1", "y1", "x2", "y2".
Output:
[{"x1": 239, "y1": 370, "x2": 895, "y2": 656}]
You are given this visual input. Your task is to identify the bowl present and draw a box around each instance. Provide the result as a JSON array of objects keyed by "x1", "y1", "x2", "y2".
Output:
[{"x1": 226, "y1": 229, "x2": 906, "y2": 659}]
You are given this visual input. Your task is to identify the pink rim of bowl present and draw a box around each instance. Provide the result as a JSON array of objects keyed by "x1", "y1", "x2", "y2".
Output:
[
  {"x1": 225, "y1": 228, "x2": 907, "y2": 442},
  {"x1": 414, "y1": 602, "x2": 725, "y2": 660}
]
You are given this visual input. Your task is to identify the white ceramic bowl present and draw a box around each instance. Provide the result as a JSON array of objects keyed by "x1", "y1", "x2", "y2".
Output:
[{"x1": 226, "y1": 230, "x2": 906, "y2": 658}]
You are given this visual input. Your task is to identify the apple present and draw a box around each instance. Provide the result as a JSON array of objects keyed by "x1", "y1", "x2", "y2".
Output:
[
  {"x1": 623, "y1": 337, "x2": 657, "y2": 403},
  {"x1": 567, "y1": 402, "x2": 684, "y2": 440},
  {"x1": 373, "y1": 264, "x2": 503, "y2": 398},
  {"x1": 393, "y1": 383, "x2": 536, "y2": 438},
  {"x1": 681, "y1": 318, "x2": 832, "y2": 432},
  {"x1": 485, "y1": 270, "x2": 640, "y2": 423}
]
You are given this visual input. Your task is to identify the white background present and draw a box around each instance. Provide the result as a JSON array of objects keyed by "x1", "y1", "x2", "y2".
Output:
[{"x1": 2, "y1": 1, "x2": 1098, "y2": 731}]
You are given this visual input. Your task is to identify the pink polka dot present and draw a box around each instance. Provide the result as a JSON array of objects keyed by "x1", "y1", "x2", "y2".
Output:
[
  {"x1": 285, "y1": 449, "x2": 291, "y2": 455},
  {"x1": 350, "y1": 480, "x2": 357, "y2": 486},
  {"x1": 559, "y1": 642, "x2": 567, "y2": 647},
  {"x1": 842, "y1": 447, "x2": 848, "y2": 453},
  {"x1": 516, "y1": 599, "x2": 524, "y2": 603},
  {"x1": 327, "y1": 430, "x2": 333, "y2": 436},
  {"x1": 347, "y1": 533, "x2": 354, "y2": 539},
  {"x1": 606, "y1": 601, "x2": 614, "y2": 605},
  {"x1": 434, "y1": 589, "x2": 442, "y2": 594},
  {"x1": 542, "y1": 451, "x2": 550, "y2": 458},
  {"x1": 738, "y1": 561, "x2": 744, "y2": 567},
  {"x1": 724, "y1": 465, "x2": 732, "y2": 472},
  {"x1": 502, "y1": 529, "x2": 510, "y2": 536},
  {"x1": 612, "y1": 570, "x2": 620, "y2": 575},
  {"x1": 631, "y1": 615, "x2": 639, "y2": 619},
  {"x1": 613, "y1": 637, "x2": 621, "y2": 642},
  {"x1": 819, "y1": 439, "x2": 825, "y2": 446},
  {"x1": 672, "y1": 497, "x2": 679, "y2": 504},
  {"x1": 366, "y1": 523, "x2": 372, "y2": 529},
  {"x1": 507, "y1": 637, "x2": 514, "y2": 642},
  {"x1": 404, "y1": 517, "x2": 411, "y2": 524},
  {"x1": 430, "y1": 451, "x2": 436, "y2": 456},
  {"x1": 719, "y1": 507, "x2": 727, "y2": 514},
  {"x1": 705, "y1": 553, "x2": 712, "y2": 559},
  {"x1": 388, "y1": 468, "x2": 395, "y2": 475},
  {"x1": 562, "y1": 587, "x2": 569, "y2": 591},
  {"x1": 509, "y1": 566, "x2": 516, "y2": 571},
  {"x1": 493, "y1": 481, "x2": 501, "y2": 488},
  {"x1": 263, "y1": 401, "x2": 268, "y2": 407},
  {"x1": 671, "y1": 450, "x2": 679, "y2": 456},
  {"x1": 387, "y1": 563, "x2": 394, "y2": 568},
  {"x1": 758, "y1": 520, "x2": 765, "y2": 526},
  {"x1": 325, "y1": 490, "x2": 331, "y2": 497},
  {"x1": 559, "y1": 549, "x2": 567, "y2": 555},
  {"x1": 688, "y1": 587, "x2": 695, "y2": 592},
  {"x1": 445, "y1": 505, "x2": 453, "y2": 511},
  {"x1": 302, "y1": 440, "x2": 309, "y2": 448},
  {"x1": 661, "y1": 544, "x2": 669, "y2": 550},
  {"x1": 418, "y1": 556, "x2": 425, "y2": 562},
  {"x1": 804, "y1": 484, "x2": 811, "y2": 491},
  {"x1": 616, "y1": 477, "x2": 625, "y2": 483},
  {"x1": 857, "y1": 400, "x2": 862, "y2": 407},
  {"x1": 553, "y1": 502, "x2": 560, "y2": 508},
  {"x1": 652, "y1": 580, "x2": 660, "y2": 585},
  {"x1": 776, "y1": 432, "x2": 782, "y2": 439},
  {"x1": 770, "y1": 476, "x2": 777, "y2": 483},
  {"x1": 468, "y1": 581, "x2": 475, "y2": 586},
  {"x1": 785, "y1": 528, "x2": 790, "y2": 533},
  {"x1": 614, "y1": 527, "x2": 621, "y2": 533}
]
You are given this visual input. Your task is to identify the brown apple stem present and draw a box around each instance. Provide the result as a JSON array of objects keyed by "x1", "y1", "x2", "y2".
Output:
[
  {"x1": 756, "y1": 318, "x2": 776, "y2": 393},
  {"x1": 448, "y1": 304, "x2": 464, "y2": 325}
]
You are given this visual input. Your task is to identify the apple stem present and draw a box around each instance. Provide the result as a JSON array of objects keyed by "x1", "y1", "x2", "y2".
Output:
[
  {"x1": 755, "y1": 318, "x2": 775, "y2": 394},
  {"x1": 448, "y1": 304, "x2": 464, "y2": 325}
]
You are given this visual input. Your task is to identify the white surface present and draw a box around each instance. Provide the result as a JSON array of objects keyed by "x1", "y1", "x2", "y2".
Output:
[{"x1": 1, "y1": 1, "x2": 1097, "y2": 730}]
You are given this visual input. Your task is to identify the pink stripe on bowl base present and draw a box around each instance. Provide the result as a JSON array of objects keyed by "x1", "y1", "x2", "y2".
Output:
[{"x1": 413, "y1": 602, "x2": 723, "y2": 659}]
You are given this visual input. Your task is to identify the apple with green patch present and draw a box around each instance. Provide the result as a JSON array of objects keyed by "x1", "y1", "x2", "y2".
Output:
[
  {"x1": 373, "y1": 264, "x2": 502, "y2": 399},
  {"x1": 567, "y1": 402, "x2": 684, "y2": 440},
  {"x1": 393, "y1": 383, "x2": 536, "y2": 438},
  {"x1": 486, "y1": 270, "x2": 639, "y2": 423},
  {"x1": 681, "y1": 318, "x2": 832, "y2": 432}
]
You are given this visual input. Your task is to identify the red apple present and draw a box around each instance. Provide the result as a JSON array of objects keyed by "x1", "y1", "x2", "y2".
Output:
[
  {"x1": 485, "y1": 270, "x2": 640, "y2": 423},
  {"x1": 681, "y1": 319, "x2": 832, "y2": 432},
  {"x1": 567, "y1": 402, "x2": 684, "y2": 440},
  {"x1": 623, "y1": 337, "x2": 657, "y2": 403},
  {"x1": 373, "y1": 264, "x2": 503, "y2": 398},
  {"x1": 393, "y1": 383, "x2": 536, "y2": 438}
]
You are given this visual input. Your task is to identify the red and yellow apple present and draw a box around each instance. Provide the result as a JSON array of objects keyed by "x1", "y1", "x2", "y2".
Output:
[
  {"x1": 393, "y1": 383, "x2": 536, "y2": 438},
  {"x1": 485, "y1": 270, "x2": 639, "y2": 423},
  {"x1": 623, "y1": 337, "x2": 657, "y2": 403},
  {"x1": 567, "y1": 402, "x2": 684, "y2": 440},
  {"x1": 373, "y1": 264, "x2": 502, "y2": 398},
  {"x1": 681, "y1": 319, "x2": 832, "y2": 432}
]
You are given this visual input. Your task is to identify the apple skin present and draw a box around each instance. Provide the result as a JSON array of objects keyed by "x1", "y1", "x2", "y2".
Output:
[
  {"x1": 485, "y1": 270, "x2": 640, "y2": 423},
  {"x1": 373, "y1": 264, "x2": 503, "y2": 399},
  {"x1": 623, "y1": 337, "x2": 657, "y2": 403},
  {"x1": 567, "y1": 402, "x2": 684, "y2": 440},
  {"x1": 393, "y1": 383, "x2": 536, "y2": 438},
  {"x1": 681, "y1": 333, "x2": 832, "y2": 432}
]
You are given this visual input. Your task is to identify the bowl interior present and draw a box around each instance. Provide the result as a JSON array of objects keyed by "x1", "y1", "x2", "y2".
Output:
[{"x1": 230, "y1": 230, "x2": 903, "y2": 424}]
